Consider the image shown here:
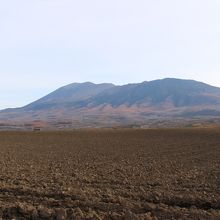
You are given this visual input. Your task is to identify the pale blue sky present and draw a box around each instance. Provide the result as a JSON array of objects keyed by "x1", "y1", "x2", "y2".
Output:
[{"x1": 0, "y1": 0, "x2": 220, "y2": 109}]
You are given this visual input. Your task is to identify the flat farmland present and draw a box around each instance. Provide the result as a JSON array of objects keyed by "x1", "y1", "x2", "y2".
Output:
[{"x1": 0, "y1": 129, "x2": 219, "y2": 219}]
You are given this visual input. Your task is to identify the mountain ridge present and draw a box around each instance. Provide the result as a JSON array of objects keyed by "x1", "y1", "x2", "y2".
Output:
[{"x1": 20, "y1": 78, "x2": 220, "y2": 109}]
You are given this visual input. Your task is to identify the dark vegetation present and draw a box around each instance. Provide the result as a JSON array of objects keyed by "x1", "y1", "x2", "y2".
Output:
[{"x1": 0, "y1": 128, "x2": 219, "y2": 219}]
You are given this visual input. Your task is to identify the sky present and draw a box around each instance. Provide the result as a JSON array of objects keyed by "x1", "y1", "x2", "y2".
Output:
[{"x1": 0, "y1": 0, "x2": 220, "y2": 109}]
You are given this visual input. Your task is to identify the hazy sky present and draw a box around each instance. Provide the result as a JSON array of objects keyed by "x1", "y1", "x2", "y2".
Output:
[{"x1": 1, "y1": 0, "x2": 220, "y2": 109}]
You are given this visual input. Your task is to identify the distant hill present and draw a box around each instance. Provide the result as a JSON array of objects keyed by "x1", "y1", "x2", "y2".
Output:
[{"x1": 1, "y1": 78, "x2": 220, "y2": 128}]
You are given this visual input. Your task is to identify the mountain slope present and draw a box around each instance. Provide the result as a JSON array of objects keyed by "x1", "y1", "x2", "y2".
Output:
[
  {"x1": 21, "y1": 78, "x2": 220, "y2": 110},
  {"x1": 79, "y1": 78, "x2": 220, "y2": 108},
  {"x1": 24, "y1": 82, "x2": 115, "y2": 110},
  {"x1": 1, "y1": 78, "x2": 220, "y2": 128}
]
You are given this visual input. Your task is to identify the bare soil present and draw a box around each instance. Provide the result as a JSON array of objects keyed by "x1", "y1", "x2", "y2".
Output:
[{"x1": 0, "y1": 129, "x2": 219, "y2": 219}]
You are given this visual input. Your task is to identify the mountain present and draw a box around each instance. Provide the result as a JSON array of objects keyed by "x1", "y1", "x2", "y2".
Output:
[
  {"x1": 1, "y1": 78, "x2": 220, "y2": 129},
  {"x1": 24, "y1": 82, "x2": 115, "y2": 110},
  {"x1": 78, "y1": 78, "x2": 220, "y2": 107}
]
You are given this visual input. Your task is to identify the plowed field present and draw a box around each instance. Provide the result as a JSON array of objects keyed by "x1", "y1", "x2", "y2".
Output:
[{"x1": 0, "y1": 129, "x2": 219, "y2": 219}]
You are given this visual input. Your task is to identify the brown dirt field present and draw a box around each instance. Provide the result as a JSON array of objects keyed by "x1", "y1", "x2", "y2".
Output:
[{"x1": 0, "y1": 129, "x2": 219, "y2": 219}]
